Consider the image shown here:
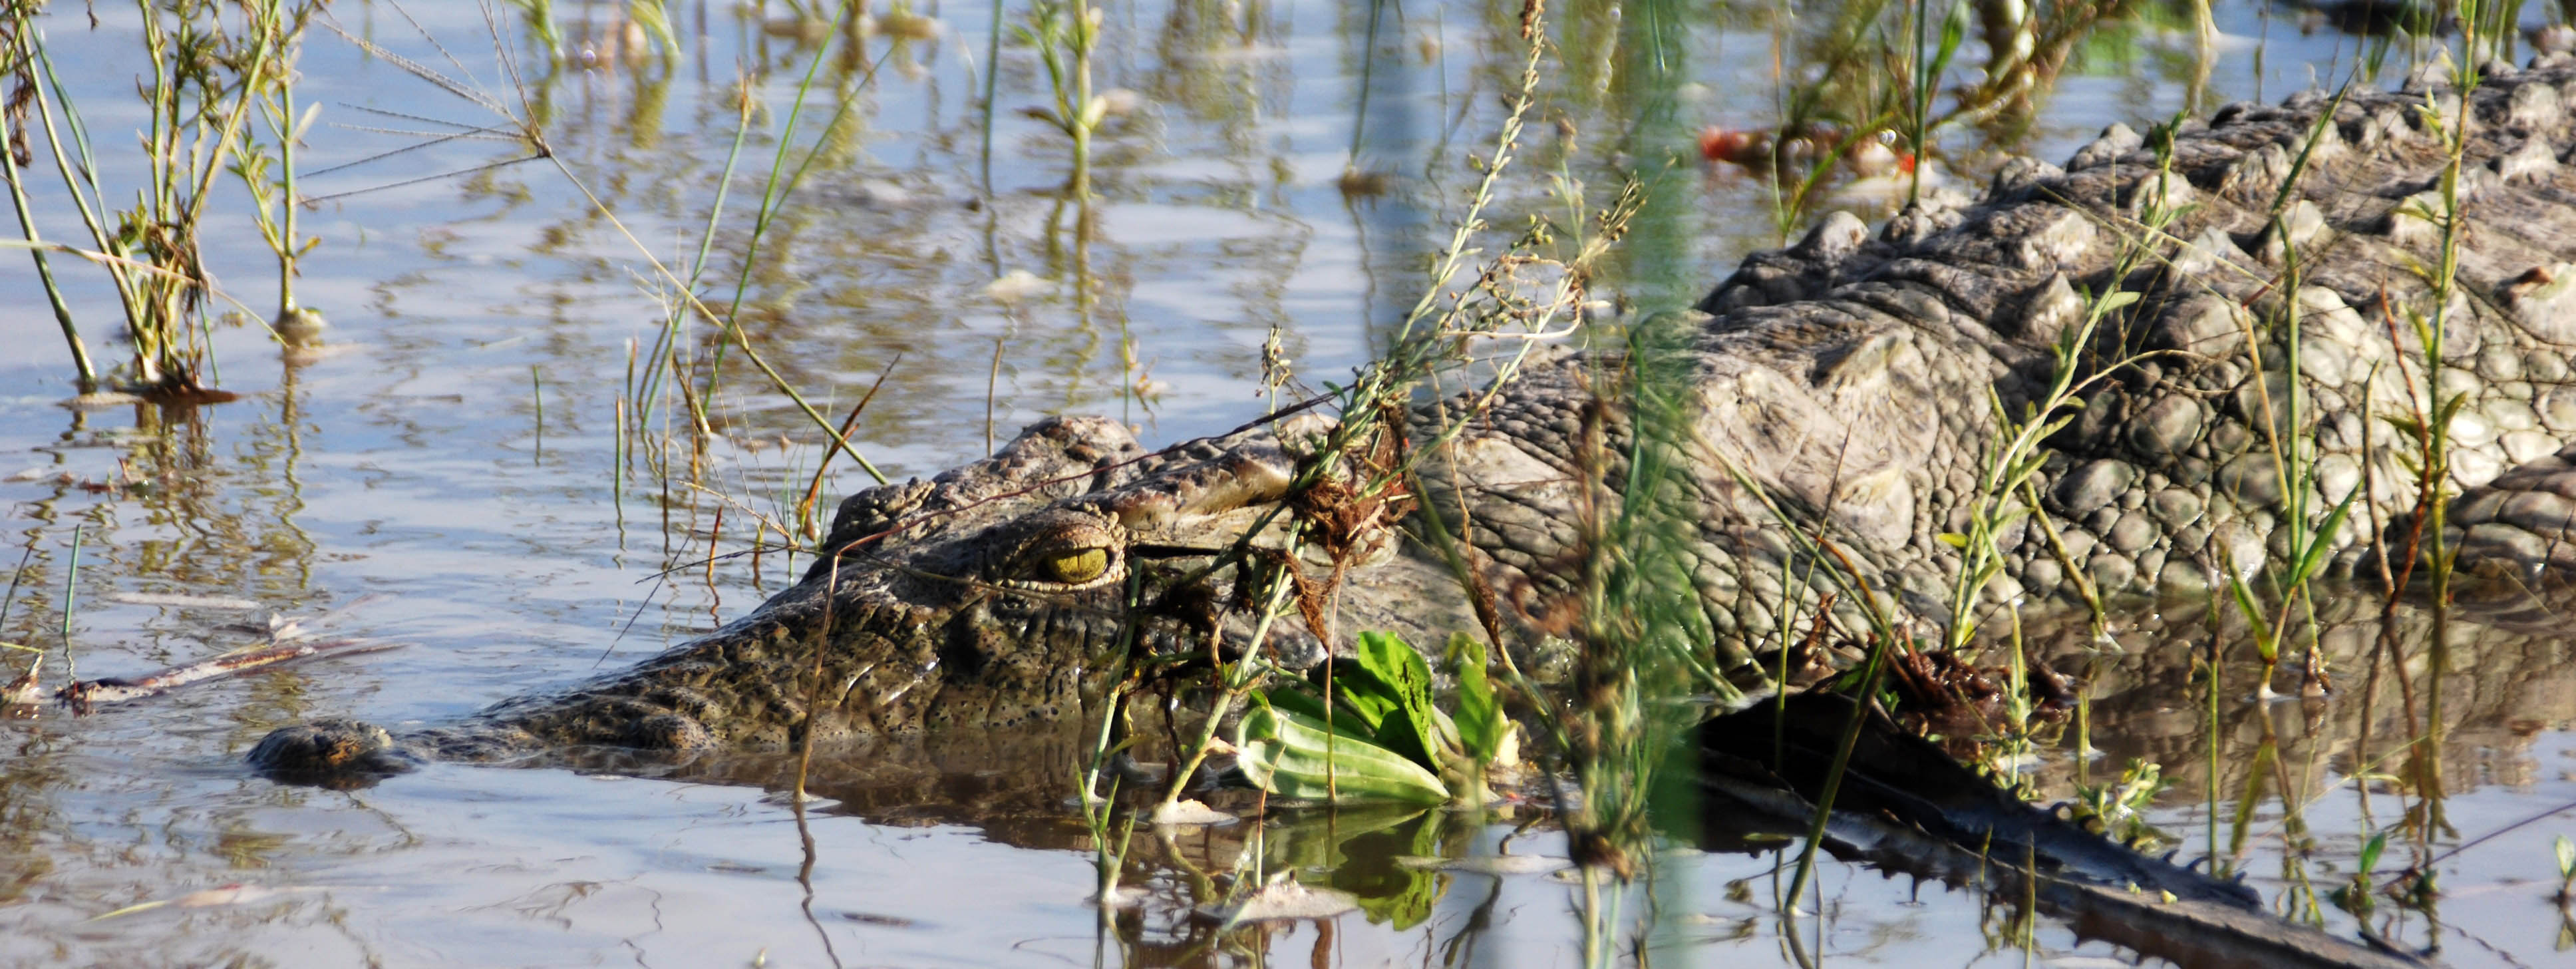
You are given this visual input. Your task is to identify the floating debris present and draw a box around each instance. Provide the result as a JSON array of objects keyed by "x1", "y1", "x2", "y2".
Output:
[
  {"x1": 1336, "y1": 166, "x2": 1392, "y2": 199},
  {"x1": 983, "y1": 270, "x2": 1052, "y2": 304},
  {"x1": 1395, "y1": 853, "x2": 1569, "y2": 875},
  {"x1": 758, "y1": 789, "x2": 838, "y2": 811},
  {"x1": 65, "y1": 391, "x2": 148, "y2": 409},
  {"x1": 1096, "y1": 88, "x2": 1144, "y2": 118},
  {"x1": 88, "y1": 883, "x2": 329, "y2": 921},
  {"x1": 838, "y1": 910, "x2": 921, "y2": 928},
  {"x1": 104, "y1": 592, "x2": 263, "y2": 611},
  {"x1": 844, "y1": 179, "x2": 917, "y2": 210},
  {"x1": 1192, "y1": 875, "x2": 1358, "y2": 924},
  {"x1": 275, "y1": 306, "x2": 329, "y2": 347},
  {"x1": 216, "y1": 593, "x2": 383, "y2": 642},
  {"x1": 1089, "y1": 885, "x2": 1147, "y2": 910},
  {"x1": 1150, "y1": 799, "x2": 1237, "y2": 827},
  {"x1": 4, "y1": 656, "x2": 37, "y2": 706}
]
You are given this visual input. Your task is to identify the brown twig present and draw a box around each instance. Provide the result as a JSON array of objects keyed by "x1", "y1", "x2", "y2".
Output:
[{"x1": 54, "y1": 638, "x2": 401, "y2": 711}]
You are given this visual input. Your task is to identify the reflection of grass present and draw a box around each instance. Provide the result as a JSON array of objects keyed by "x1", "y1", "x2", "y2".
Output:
[
  {"x1": 55, "y1": 524, "x2": 81, "y2": 690},
  {"x1": 503, "y1": 0, "x2": 679, "y2": 67},
  {"x1": 1751, "y1": 0, "x2": 2145, "y2": 232},
  {"x1": 1016, "y1": 0, "x2": 1104, "y2": 200}
]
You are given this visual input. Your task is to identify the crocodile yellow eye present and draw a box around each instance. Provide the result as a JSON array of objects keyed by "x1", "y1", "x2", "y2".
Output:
[
  {"x1": 1040, "y1": 548, "x2": 1110, "y2": 584},
  {"x1": 995, "y1": 513, "x2": 1123, "y2": 590}
]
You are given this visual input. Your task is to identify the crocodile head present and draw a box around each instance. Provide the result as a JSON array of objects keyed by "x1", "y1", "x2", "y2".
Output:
[
  {"x1": 264, "y1": 415, "x2": 1349, "y2": 773},
  {"x1": 728, "y1": 413, "x2": 1341, "y2": 738}
]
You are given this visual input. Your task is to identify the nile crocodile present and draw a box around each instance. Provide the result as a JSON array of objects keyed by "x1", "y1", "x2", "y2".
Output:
[{"x1": 253, "y1": 52, "x2": 2576, "y2": 777}]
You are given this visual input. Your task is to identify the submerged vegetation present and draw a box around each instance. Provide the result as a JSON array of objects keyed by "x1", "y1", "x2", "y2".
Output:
[{"x1": 5, "y1": 0, "x2": 2576, "y2": 965}]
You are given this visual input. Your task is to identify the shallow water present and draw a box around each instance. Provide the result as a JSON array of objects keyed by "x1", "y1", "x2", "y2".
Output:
[{"x1": 3, "y1": 0, "x2": 2573, "y2": 965}]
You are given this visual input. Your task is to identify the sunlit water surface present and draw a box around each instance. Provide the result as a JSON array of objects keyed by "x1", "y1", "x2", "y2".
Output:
[{"x1": 3, "y1": 1, "x2": 2573, "y2": 965}]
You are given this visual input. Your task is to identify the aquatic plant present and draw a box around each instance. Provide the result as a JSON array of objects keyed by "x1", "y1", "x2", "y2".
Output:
[
  {"x1": 2329, "y1": 829, "x2": 2390, "y2": 916},
  {"x1": 3, "y1": 0, "x2": 331, "y2": 397},
  {"x1": 2555, "y1": 834, "x2": 2575, "y2": 904},
  {"x1": 2380, "y1": 34, "x2": 2488, "y2": 845},
  {"x1": 2072, "y1": 757, "x2": 2171, "y2": 848},
  {"x1": 1934, "y1": 173, "x2": 2170, "y2": 660},
  {"x1": 230, "y1": 0, "x2": 331, "y2": 345}
]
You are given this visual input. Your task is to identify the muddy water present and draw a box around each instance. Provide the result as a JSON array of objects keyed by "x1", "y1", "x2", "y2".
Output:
[{"x1": 1, "y1": 1, "x2": 2571, "y2": 965}]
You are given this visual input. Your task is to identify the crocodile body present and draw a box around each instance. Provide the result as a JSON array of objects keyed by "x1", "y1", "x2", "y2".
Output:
[{"x1": 254, "y1": 54, "x2": 2576, "y2": 775}]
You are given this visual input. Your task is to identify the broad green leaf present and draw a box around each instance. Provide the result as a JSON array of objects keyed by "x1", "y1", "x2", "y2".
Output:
[
  {"x1": 1265, "y1": 685, "x2": 1381, "y2": 739},
  {"x1": 1233, "y1": 701, "x2": 1448, "y2": 804},
  {"x1": 1445, "y1": 632, "x2": 1506, "y2": 765},
  {"x1": 1351, "y1": 631, "x2": 1442, "y2": 771},
  {"x1": 1315, "y1": 656, "x2": 1403, "y2": 735}
]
